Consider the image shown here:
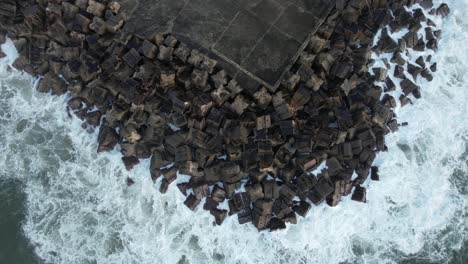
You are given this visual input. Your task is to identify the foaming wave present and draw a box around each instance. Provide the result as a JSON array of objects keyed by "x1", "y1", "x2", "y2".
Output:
[{"x1": 0, "y1": 0, "x2": 466, "y2": 263}]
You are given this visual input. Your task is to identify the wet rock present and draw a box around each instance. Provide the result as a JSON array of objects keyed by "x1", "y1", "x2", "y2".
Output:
[
  {"x1": 191, "y1": 182, "x2": 208, "y2": 199},
  {"x1": 415, "y1": 56, "x2": 426, "y2": 68},
  {"x1": 161, "y1": 166, "x2": 177, "y2": 184},
  {"x1": 85, "y1": 110, "x2": 102, "y2": 127},
  {"x1": 229, "y1": 95, "x2": 249, "y2": 115},
  {"x1": 306, "y1": 74, "x2": 324, "y2": 91},
  {"x1": 398, "y1": 39, "x2": 406, "y2": 53},
  {"x1": 200, "y1": 56, "x2": 217, "y2": 74},
  {"x1": 330, "y1": 60, "x2": 353, "y2": 79},
  {"x1": 126, "y1": 177, "x2": 135, "y2": 186},
  {"x1": 122, "y1": 156, "x2": 139, "y2": 170},
  {"x1": 159, "y1": 179, "x2": 169, "y2": 193},
  {"x1": 174, "y1": 43, "x2": 190, "y2": 62},
  {"x1": 211, "y1": 185, "x2": 226, "y2": 203},
  {"x1": 399, "y1": 95, "x2": 412, "y2": 107},
  {"x1": 252, "y1": 199, "x2": 273, "y2": 229},
  {"x1": 139, "y1": 40, "x2": 157, "y2": 59},
  {"x1": 315, "y1": 53, "x2": 335, "y2": 73},
  {"x1": 292, "y1": 200, "x2": 311, "y2": 217},
  {"x1": 414, "y1": 38, "x2": 426, "y2": 51},
  {"x1": 394, "y1": 65, "x2": 405, "y2": 79},
  {"x1": 238, "y1": 207, "x2": 253, "y2": 224},
  {"x1": 246, "y1": 183, "x2": 264, "y2": 202},
  {"x1": 407, "y1": 63, "x2": 423, "y2": 80},
  {"x1": 403, "y1": 32, "x2": 418, "y2": 49},
  {"x1": 400, "y1": 78, "x2": 420, "y2": 96},
  {"x1": 372, "y1": 67, "x2": 388, "y2": 82},
  {"x1": 309, "y1": 35, "x2": 327, "y2": 54},
  {"x1": 413, "y1": 9, "x2": 426, "y2": 23},
  {"x1": 421, "y1": 69, "x2": 433, "y2": 81},
  {"x1": 67, "y1": 97, "x2": 84, "y2": 111},
  {"x1": 371, "y1": 166, "x2": 379, "y2": 181},
  {"x1": 164, "y1": 35, "x2": 178, "y2": 47},
  {"x1": 420, "y1": 0, "x2": 434, "y2": 9},
  {"x1": 437, "y1": 3, "x2": 450, "y2": 17},
  {"x1": 210, "y1": 209, "x2": 228, "y2": 225},
  {"x1": 376, "y1": 29, "x2": 399, "y2": 53},
  {"x1": 160, "y1": 69, "x2": 176, "y2": 89},
  {"x1": 43, "y1": 72, "x2": 68, "y2": 95},
  {"x1": 90, "y1": 17, "x2": 108, "y2": 35},
  {"x1": 253, "y1": 87, "x2": 272, "y2": 109},
  {"x1": 12, "y1": 56, "x2": 29, "y2": 72},
  {"x1": 426, "y1": 38, "x2": 438, "y2": 50},
  {"x1": 158, "y1": 45, "x2": 173, "y2": 61},
  {"x1": 425, "y1": 28, "x2": 435, "y2": 42},
  {"x1": 87, "y1": 0, "x2": 106, "y2": 17},
  {"x1": 391, "y1": 52, "x2": 406, "y2": 66},
  {"x1": 97, "y1": 126, "x2": 119, "y2": 152},
  {"x1": 192, "y1": 69, "x2": 208, "y2": 88},
  {"x1": 351, "y1": 186, "x2": 367, "y2": 203},
  {"x1": 0, "y1": 0, "x2": 16, "y2": 18},
  {"x1": 108, "y1": 1, "x2": 121, "y2": 13},
  {"x1": 308, "y1": 176, "x2": 334, "y2": 205},
  {"x1": 267, "y1": 218, "x2": 286, "y2": 231},
  {"x1": 122, "y1": 48, "x2": 142, "y2": 68}
]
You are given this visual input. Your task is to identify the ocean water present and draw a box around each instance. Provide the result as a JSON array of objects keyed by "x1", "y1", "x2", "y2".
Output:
[{"x1": 0, "y1": 0, "x2": 467, "y2": 263}]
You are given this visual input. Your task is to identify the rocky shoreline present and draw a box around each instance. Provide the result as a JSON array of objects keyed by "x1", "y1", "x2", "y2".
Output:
[{"x1": 0, "y1": 0, "x2": 449, "y2": 231}]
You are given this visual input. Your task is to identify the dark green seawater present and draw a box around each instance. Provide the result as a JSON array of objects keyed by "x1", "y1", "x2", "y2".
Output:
[
  {"x1": 0, "y1": 177, "x2": 466, "y2": 264},
  {"x1": 0, "y1": 179, "x2": 41, "y2": 264}
]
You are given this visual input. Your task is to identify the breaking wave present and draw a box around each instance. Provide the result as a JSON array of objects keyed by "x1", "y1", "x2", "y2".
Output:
[{"x1": 0, "y1": 0, "x2": 466, "y2": 263}]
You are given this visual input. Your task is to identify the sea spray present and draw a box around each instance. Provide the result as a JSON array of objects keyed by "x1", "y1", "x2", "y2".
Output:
[{"x1": 0, "y1": 0, "x2": 466, "y2": 263}]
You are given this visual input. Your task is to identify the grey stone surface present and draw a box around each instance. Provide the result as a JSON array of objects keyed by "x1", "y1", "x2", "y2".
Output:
[
  {"x1": 122, "y1": 0, "x2": 189, "y2": 37},
  {"x1": 121, "y1": 0, "x2": 333, "y2": 89},
  {"x1": 242, "y1": 27, "x2": 301, "y2": 86},
  {"x1": 249, "y1": 0, "x2": 284, "y2": 24},
  {"x1": 274, "y1": 4, "x2": 321, "y2": 42},
  {"x1": 174, "y1": 0, "x2": 239, "y2": 48},
  {"x1": 213, "y1": 10, "x2": 270, "y2": 65}
]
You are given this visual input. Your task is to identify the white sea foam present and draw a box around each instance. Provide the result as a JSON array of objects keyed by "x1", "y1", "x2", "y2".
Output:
[{"x1": 0, "y1": 0, "x2": 466, "y2": 263}]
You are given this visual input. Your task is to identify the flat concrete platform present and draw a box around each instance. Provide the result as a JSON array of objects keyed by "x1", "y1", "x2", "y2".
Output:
[{"x1": 120, "y1": 0, "x2": 334, "y2": 91}]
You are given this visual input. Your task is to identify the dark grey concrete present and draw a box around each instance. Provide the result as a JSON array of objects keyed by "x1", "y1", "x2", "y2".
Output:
[
  {"x1": 213, "y1": 10, "x2": 271, "y2": 65},
  {"x1": 122, "y1": 0, "x2": 334, "y2": 90},
  {"x1": 241, "y1": 27, "x2": 301, "y2": 88}
]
